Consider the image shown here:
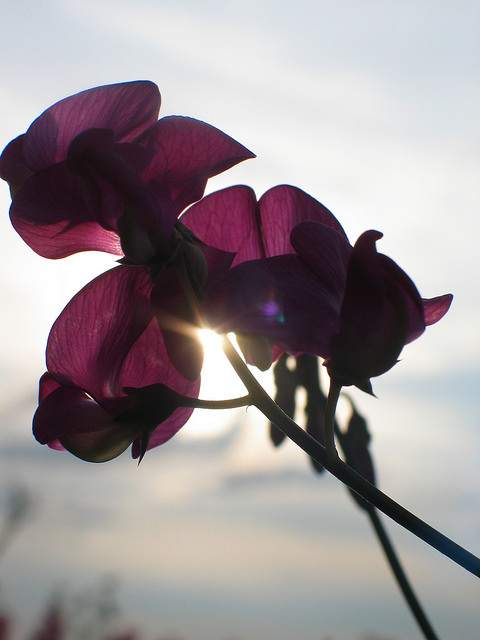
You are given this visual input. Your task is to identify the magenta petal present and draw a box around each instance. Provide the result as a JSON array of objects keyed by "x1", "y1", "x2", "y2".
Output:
[
  {"x1": 33, "y1": 385, "x2": 138, "y2": 462},
  {"x1": 181, "y1": 185, "x2": 346, "y2": 267},
  {"x1": 290, "y1": 221, "x2": 351, "y2": 300},
  {"x1": 150, "y1": 268, "x2": 205, "y2": 380},
  {"x1": 120, "y1": 317, "x2": 200, "y2": 395},
  {"x1": 204, "y1": 255, "x2": 340, "y2": 356},
  {"x1": 141, "y1": 117, "x2": 255, "y2": 224},
  {"x1": 34, "y1": 385, "x2": 114, "y2": 444},
  {"x1": 24, "y1": 81, "x2": 161, "y2": 171},
  {"x1": 122, "y1": 321, "x2": 201, "y2": 456},
  {"x1": 326, "y1": 231, "x2": 419, "y2": 387},
  {"x1": 423, "y1": 294, "x2": 453, "y2": 326},
  {"x1": 180, "y1": 186, "x2": 264, "y2": 265},
  {"x1": 259, "y1": 185, "x2": 348, "y2": 257},
  {"x1": 47, "y1": 266, "x2": 153, "y2": 401}
]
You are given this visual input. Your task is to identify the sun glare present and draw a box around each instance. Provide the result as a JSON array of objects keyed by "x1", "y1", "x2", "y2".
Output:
[
  {"x1": 198, "y1": 328, "x2": 224, "y2": 354},
  {"x1": 181, "y1": 330, "x2": 247, "y2": 439}
]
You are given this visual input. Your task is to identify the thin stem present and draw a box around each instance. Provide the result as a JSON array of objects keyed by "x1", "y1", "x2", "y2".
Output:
[
  {"x1": 367, "y1": 507, "x2": 440, "y2": 640},
  {"x1": 222, "y1": 335, "x2": 480, "y2": 578},
  {"x1": 332, "y1": 415, "x2": 439, "y2": 640}
]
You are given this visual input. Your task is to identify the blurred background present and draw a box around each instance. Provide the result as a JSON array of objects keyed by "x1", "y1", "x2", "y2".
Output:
[{"x1": 0, "y1": 1, "x2": 479, "y2": 639}]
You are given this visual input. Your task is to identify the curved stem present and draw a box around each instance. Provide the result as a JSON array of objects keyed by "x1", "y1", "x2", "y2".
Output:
[
  {"x1": 331, "y1": 409, "x2": 439, "y2": 640},
  {"x1": 222, "y1": 336, "x2": 480, "y2": 578},
  {"x1": 366, "y1": 507, "x2": 440, "y2": 640}
]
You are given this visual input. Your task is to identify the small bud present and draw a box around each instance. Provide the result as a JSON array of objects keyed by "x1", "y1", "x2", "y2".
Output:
[
  {"x1": 269, "y1": 354, "x2": 298, "y2": 446},
  {"x1": 342, "y1": 404, "x2": 376, "y2": 511},
  {"x1": 237, "y1": 334, "x2": 274, "y2": 372}
]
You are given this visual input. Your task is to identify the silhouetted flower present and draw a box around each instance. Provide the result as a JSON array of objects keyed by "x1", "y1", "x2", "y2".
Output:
[
  {"x1": 33, "y1": 266, "x2": 199, "y2": 462},
  {"x1": 206, "y1": 219, "x2": 452, "y2": 391},
  {"x1": 0, "y1": 81, "x2": 254, "y2": 265},
  {"x1": 183, "y1": 184, "x2": 346, "y2": 367},
  {"x1": 181, "y1": 183, "x2": 346, "y2": 264}
]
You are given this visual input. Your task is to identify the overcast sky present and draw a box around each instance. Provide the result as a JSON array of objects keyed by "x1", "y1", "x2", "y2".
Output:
[{"x1": 0, "y1": 2, "x2": 479, "y2": 639}]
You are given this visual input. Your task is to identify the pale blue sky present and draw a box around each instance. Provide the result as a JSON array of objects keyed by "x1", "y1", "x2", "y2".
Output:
[{"x1": 1, "y1": 2, "x2": 479, "y2": 639}]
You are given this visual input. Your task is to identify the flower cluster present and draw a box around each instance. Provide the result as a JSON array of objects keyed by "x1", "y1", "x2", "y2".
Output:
[{"x1": 1, "y1": 81, "x2": 452, "y2": 463}]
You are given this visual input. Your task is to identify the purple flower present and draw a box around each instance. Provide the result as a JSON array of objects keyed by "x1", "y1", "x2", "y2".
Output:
[
  {"x1": 33, "y1": 266, "x2": 199, "y2": 462},
  {"x1": 181, "y1": 183, "x2": 346, "y2": 264},
  {"x1": 182, "y1": 184, "x2": 346, "y2": 367},
  {"x1": 1, "y1": 81, "x2": 254, "y2": 264},
  {"x1": 205, "y1": 219, "x2": 452, "y2": 392}
]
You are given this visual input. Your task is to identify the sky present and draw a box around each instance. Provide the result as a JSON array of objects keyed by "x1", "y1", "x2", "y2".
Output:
[{"x1": 0, "y1": 1, "x2": 479, "y2": 639}]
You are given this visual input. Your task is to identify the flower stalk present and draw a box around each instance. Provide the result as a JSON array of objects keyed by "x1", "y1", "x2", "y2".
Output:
[{"x1": 221, "y1": 335, "x2": 480, "y2": 579}]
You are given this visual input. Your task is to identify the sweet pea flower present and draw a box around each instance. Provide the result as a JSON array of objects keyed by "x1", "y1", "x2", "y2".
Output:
[
  {"x1": 205, "y1": 219, "x2": 452, "y2": 392},
  {"x1": 33, "y1": 266, "x2": 200, "y2": 462},
  {"x1": 182, "y1": 184, "x2": 346, "y2": 367},
  {"x1": 0, "y1": 81, "x2": 254, "y2": 265},
  {"x1": 181, "y1": 183, "x2": 346, "y2": 264}
]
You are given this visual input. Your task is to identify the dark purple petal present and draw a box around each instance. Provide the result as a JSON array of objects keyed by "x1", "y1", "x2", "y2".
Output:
[
  {"x1": 325, "y1": 231, "x2": 415, "y2": 388},
  {"x1": 33, "y1": 384, "x2": 139, "y2": 462},
  {"x1": 66, "y1": 128, "x2": 169, "y2": 262},
  {"x1": 181, "y1": 185, "x2": 347, "y2": 266},
  {"x1": 141, "y1": 117, "x2": 255, "y2": 226},
  {"x1": 0, "y1": 135, "x2": 33, "y2": 195},
  {"x1": 204, "y1": 254, "x2": 340, "y2": 356},
  {"x1": 120, "y1": 320, "x2": 201, "y2": 454},
  {"x1": 290, "y1": 220, "x2": 351, "y2": 300},
  {"x1": 151, "y1": 267, "x2": 205, "y2": 380},
  {"x1": 24, "y1": 81, "x2": 161, "y2": 171},
  {"x1": 378, "y1": 252, "x2": 425, "y2": 343},
  {"x1": 10, "y1": 162, "x2": 123, "y2": 258},
  {"x1": 46, "y1": 266, "x2": 153, "y2": 402}
]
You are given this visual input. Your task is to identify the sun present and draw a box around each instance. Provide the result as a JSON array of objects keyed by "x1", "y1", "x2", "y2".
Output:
[
  {"x1": 197, "y1": 328, "x2": 224, "y2": 356},
  {"x1": 181, "y1": 330, "x2": 248, "y2": 439}
]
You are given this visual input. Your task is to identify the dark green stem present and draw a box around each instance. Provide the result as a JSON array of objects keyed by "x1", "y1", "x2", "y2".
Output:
[
  {"x1": 222, "y1": 336, "x2": 480, "y2": 578},
  {"x1": 366, "y1": 507, "x2": 440, "y2": 640},
  {"x1": 332, "y1": 412, "x2": 439, "y2": 640}
]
